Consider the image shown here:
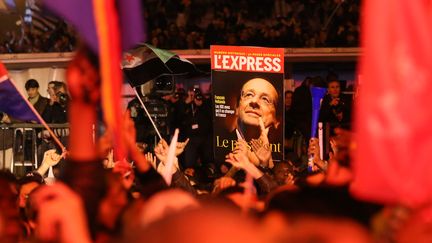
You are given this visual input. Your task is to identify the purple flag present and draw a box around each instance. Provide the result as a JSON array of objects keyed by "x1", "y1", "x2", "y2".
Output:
[
  {"x1": 0, "y1": 63, "x2": 40, "y2": 123},
  {"x1": 42, "y1": 0, "x2": 146, "y2": 54}
]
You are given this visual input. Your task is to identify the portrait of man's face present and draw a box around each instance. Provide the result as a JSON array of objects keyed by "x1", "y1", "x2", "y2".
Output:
[{"x1": 236, "y1": 78, "x2": 279, "y2": 128}]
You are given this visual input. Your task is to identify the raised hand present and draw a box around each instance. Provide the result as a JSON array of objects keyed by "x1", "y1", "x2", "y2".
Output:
[
  {"x1": 308, "y1": 137, "x2": 327, "y2": 171},
  {"x1": 250, "y1": 117, "x2": 272, "y2": 168},
  {"x1": 102, "y1": 149, "x2": 114, "y2": 169},
  {"x1": 175, "y1": 138, "x2": 189, "y2": 156},
  {"x1": 145, "y1": 152, "x2": 157, "y2": 169},
  {"x1": 152, "y1": 140, "x2": 179, "y2": 175},
  {"x1": 66, "y1": 49, "x2": 100, "y2": 104},
  {"x1": 42, "y1": 149, "x2": 62, "y2": 167},
  {"x1": 67, "y1": 48, "x2": 99, "y2": 160},
  {"x1": 225, "y1": 140, "x2": 263, "y2": 179},
  {"x1": 213, "y1": 176, "x2": 236, "y2": 193},
  {"x1": 154, "y1": 139, "x2": 168, "y2": 164},
  {"x1": 0, "y1": 113, "x2": 11, "y2": 123},
  {"x1": 225, "y1": 139, "x2": 250, "y2": 169},
  {"x1": 37, "y1": 149, "x2": 66, "y2": 176}
]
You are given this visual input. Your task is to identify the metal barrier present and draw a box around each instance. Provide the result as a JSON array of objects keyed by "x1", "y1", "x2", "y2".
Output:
[{"x1": 0, "y1": 123, "x2": 69, "y2": 174}]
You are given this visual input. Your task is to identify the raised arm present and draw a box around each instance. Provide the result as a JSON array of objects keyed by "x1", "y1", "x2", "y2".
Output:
[{"x1": 66, "y1": 49, "x2": 100, "y2": 161}]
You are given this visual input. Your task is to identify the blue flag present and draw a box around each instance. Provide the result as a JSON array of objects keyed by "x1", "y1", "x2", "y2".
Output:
[{"x1": 0, "y1": 62, "x2": 40, "y2": 123}]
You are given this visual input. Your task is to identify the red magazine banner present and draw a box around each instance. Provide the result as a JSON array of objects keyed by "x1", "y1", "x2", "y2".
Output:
[
  {"x1": 211, "y1": 45, "x2": 284, "y2": 73},
  {"x1": 211, "y1": 45, "x2": 285, "y2": 166}
]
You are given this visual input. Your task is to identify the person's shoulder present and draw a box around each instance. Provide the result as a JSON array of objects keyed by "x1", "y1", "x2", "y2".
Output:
[
  {"x1": 340, "y1": 93, "x2": 353, "y2": 102},
  {"x1": 39, "y1": 96, "x2": 49, "y2": 103},
  {"x1": 294, "y1": 85, "x2": 307, "y2": 93},
  {"x1": 293, "y1": 85, "x2": 311, "y2": 97},
  {"x1": 340, "y1": 93, "x2": 352, "y2": 98},
  {"x1": 322, "y1": 94, "x2": 333, "y2": 102}
]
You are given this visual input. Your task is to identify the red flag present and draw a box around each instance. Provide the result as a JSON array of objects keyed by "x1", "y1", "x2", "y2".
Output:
[
  {"x1": 352, "y1": 0, "x2": 432, "y2": 207},
  {"x1": 43, "y1": 0, "x2": 146, "y2": 161}
]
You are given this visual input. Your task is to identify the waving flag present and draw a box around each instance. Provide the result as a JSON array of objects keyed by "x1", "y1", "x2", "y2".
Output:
[
  {"x1": 121, "y1": 44, "x2": 198, "y2": 87},
  {"x1": 352, "y1": 0, "x2": 432, "y2": 207},
  {"x1": 42, "y1": 0, "x2": 146, "y2": 160},
  {"x1": 0, "y1": 61, "x2": 66, "y2": 151},
  {"x1": 0, "y1": 62, "x2": 39, "y2": 123}
]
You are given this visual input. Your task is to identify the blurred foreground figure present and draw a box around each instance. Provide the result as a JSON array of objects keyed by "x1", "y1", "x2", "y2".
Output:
[
  {"x1": 121, "y1": 206, "x2": 263, "y2": 243},
  {"x1": 0, "y1": 171, "x2": 20, "y2": 242},
  {"x1": 24, "y1": 48, "x2": 101, "y2": 243},
  {"x1": 354, "y1": 0, "x2": 432, "y2": 207},
  {"x1": 354, "y1": 0, "x2": 432, "y2": 242}
]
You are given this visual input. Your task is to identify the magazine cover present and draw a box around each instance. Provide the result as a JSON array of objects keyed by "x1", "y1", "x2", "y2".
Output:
[{"x1": 211, "y1": 45, "x2": 285, "y2": 165}]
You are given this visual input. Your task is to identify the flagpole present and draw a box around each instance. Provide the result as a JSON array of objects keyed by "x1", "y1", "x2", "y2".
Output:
[
  {"x1": 9, "y1": 78, "x2": 66, "y2": 152},
  {"x1": 133, "y1": 88, "x2": 163, "y2": 140},
  {"x1": 322, "y1": 0, "x2": 345, "y2": 30}
]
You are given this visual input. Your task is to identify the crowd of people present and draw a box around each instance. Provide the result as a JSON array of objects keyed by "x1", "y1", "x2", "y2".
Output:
[
  {"x1": 0, "y1": 78, "x2": 69, "y2": 173},
  {"x1": 0, "y1": 0, "x2": 359, "y2": 54},
  {"x1": 0, "y1": 48, "x2": 429, "y2": 242},
  {"x1": 144, "y1": 0, "x2": 359, "y2": 49},
  {"x1": 0, "y1": 21, "x2": 76, "y2": 54},
  {"x1": 1, "y1": 1, "x2": 429, "y2": 242}
]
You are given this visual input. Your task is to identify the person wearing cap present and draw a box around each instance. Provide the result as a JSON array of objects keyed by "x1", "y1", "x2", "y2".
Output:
[{"x1": 25, "y1": 79, "x2": 49, "y2": 116}]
